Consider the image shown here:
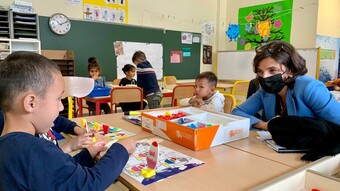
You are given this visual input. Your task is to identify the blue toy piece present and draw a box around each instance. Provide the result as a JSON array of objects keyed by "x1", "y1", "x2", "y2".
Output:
[
  {"x1": 177, "y1": 118, "x2": 184, "y2": 124},
  {"x1": 187, "y1": 123, "x2": 197, "y2": 129},
  {"x1": 226, "y1": 24, "x2": 240, "y2": 42}
]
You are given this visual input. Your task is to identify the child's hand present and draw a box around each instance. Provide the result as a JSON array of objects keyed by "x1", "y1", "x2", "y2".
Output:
[
  {"x1": 117, "y1": 138, "x2": 136, "y2": 155},
  {"x1": 59, "y1": 133, "x2": 93, "y2": 153},
  {"x1": 189, "y1": 97, "x2": 204, "y2": 107},
  {"x1": 74, "y1": 133, "x2": 93, "y2": 149},
  {"x1": 87, "y1": 141, "x2": 108, "y2": 158}
]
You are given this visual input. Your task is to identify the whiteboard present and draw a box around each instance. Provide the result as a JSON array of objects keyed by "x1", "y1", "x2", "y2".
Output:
[
  {"x1": 115, "y1": 41, "x2": 163, "y2": 80},
  {"x1": 217, "y1": 48, "x2": 319, "y2": 80}
]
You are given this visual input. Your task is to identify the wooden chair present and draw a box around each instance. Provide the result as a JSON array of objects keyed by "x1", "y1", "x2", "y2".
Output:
[
  {"x1": 112, "y1": 78, "x2": 121, "y2": 86},
  {"x1": 110, "y1": 86, "x2": 144, "y2": 113},
  {"x1": 163, "y1": 76, "x2": 177, "y2": 90},
  {"x1": 63, "y1": 77, "x2": 94, "y2": 119},
  {"x1": 231, "y1": 80, "x2": 250, "y2": 106},
  {"x1": 171, "y1": 85, "x2": 196, "y2": 107},
  {"x1": 223, "y1": 93, "x2": 236, "y2": 113},
  {"x1": 161, "y1": 76, "x2": 177, "y2": 107}
]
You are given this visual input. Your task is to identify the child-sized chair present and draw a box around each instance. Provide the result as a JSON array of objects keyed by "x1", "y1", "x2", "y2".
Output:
[
  {"x1": 112, "y1": 78, "x2": 121, "y2": 86},
  {"x1": 171, "y1": 85, "x2": 196, "y2": 107},
  {"x1": 161, "y1": 76, "x2": 177, "y2": 107},
  {"x1": 163, "y1": 76, "x2": 177, "y2": 90},
  {"x1": 63, "y1": 77, "x2": 94, "y2": 119},
  {"x1": 110, "y1": 86, "x2": 144, "y2": 113},
  {"x1": 223, "y1": 93, "x2": 236, "y2": 113},
  {"x1": 231, "y1": 80, "x2": 250, "y2": 106}
]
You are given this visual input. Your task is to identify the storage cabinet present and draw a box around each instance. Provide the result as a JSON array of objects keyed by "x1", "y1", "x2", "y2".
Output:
[
  {"x1": 41, "y1": 50, "x2": 75, "y2": 76},
  {"x1": 0, "y1": 38, "x2": 40, "y2": 60},
  {"x1": 10, "y1": 11, "x2": 39, "y2": 39},
  {"x1": 0, "y1": 10, "x2": 10, "y2": 39},
  {"x1": 41, "y1": 50, "x2": 75, "y2": 117}
]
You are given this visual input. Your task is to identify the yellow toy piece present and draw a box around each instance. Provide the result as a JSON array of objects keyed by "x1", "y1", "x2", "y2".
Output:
[
  {"x1": 94, "y1": 122, "x2": 101, "y2": 131},
  {"x1": 141, "y1": 167, "x2": 156, "y2": 178},
  {"x1": 164, "y1": 111, "x2": 172, "y2": 117},
  {"x1": 80, "y1": 118, "x2": 87, "y2": 128},
  {"x1": 92, "y1": 137, "x2": 97, "y2": 143}
]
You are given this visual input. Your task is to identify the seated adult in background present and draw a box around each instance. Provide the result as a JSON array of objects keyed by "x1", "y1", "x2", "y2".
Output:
[{"x1": 232, "y1": 40, "x2": 340, "y2": 130}]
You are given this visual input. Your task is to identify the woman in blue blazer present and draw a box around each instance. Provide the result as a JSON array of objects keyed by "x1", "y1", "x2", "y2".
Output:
[{"x1": 232, "y1": 40, "x2": 340, "y2": 130}]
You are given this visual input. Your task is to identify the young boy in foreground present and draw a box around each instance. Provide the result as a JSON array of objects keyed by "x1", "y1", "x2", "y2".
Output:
[{"x1": 0, "y1": 51, "x2": 135, "y2": 190}]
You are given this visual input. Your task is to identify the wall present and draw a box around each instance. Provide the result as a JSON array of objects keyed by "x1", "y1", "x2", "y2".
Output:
[
  {"x1": 2, "y1": 0, "x2": 338, "y2": 77},
  {"x1": 317, "y1": 0, "x2": 340, "y2": 38},
  {"x1": 0, "y1": 0, "x2": 217, "y2": 73}
]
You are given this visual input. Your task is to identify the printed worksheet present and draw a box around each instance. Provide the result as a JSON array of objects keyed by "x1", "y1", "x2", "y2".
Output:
[
  {"x1": 87, "y1": 121, "x2": 135, "y2": 140},
  {"x1": 123, "y1": 139, "x2": 205, "y2": 185}
]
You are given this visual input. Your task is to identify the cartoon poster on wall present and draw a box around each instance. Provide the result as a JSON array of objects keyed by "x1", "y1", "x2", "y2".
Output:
[
  {"x1": 83, "y1": 0, "x2": 128, "y2": 23},
  {"x1": 203, "y1": 45, "x2": 212, "y2": 64},
  {"x1": 123, "y1": 140, "x2": 204, "y2": 185},
  {"x1": 237, "y1": 0, "x2": 293, "y2": 50}
]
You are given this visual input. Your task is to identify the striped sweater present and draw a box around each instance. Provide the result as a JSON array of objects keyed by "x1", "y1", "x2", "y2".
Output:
[{"x1": 136, "y1": 60, "x2": 160, "y2": 95}]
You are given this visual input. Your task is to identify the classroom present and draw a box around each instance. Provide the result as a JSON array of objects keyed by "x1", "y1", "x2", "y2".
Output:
[{"x1": 0, "y1": 0, "x2": 340, "y2": 190}]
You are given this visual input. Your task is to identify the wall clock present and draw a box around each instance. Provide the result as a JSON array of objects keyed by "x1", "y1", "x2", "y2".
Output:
[{"x1": 49, "y1": 13, "x2": 71, "y2": 35}]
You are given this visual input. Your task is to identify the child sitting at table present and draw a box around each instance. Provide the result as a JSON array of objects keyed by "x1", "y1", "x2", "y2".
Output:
[
  {"x1": 0, "y1": 51, "x2": 136, "y2": 190},
  {"x1": 87, "y1": 57, "x2": 111, "y2": 115},
  {"x1": 119, "y1": 64, "x2": 147, "y2": 112},
  {"x1": 180, "y1": 71, "x2": 225, "y2": 113}
]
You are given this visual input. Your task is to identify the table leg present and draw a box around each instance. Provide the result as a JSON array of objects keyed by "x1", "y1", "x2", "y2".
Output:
[
  {"x1": 78, "y1": 98, "x2": 83, "y2": 117},
  {"x1": 96, "y1": 100, "x2": 101, "y2": 115}
]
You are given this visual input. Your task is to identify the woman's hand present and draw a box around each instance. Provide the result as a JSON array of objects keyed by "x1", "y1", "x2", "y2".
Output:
[{"x1": 253, "y1": 121, "x2": 268, "y2": 130}]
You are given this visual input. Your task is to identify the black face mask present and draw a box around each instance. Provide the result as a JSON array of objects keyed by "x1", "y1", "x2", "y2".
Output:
[{"x1": 258, "y1": 73, "x2": 286, "y2": 94}]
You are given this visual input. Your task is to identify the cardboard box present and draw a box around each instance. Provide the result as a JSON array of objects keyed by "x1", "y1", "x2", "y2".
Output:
[{"x1": 141, "y1": 107, "x2": 250, "y2": 151}]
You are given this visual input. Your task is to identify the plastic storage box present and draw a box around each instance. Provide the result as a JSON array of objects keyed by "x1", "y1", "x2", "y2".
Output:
[
  {"x1": 141, "y1": 107, "x2": 250, "y2": 151},
  {"x1": 88, "y1": 86, "x2": 111, "y2": 97}
]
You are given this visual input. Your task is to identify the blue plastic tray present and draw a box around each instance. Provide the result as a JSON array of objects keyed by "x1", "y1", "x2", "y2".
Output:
[{"x1": 88, "y1": 86, "x2": 111, "y2": 97}]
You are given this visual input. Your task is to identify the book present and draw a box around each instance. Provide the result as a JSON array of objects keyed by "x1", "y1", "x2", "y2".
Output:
[
  {"x1": 122, "y1": 115, "x2": 141, "y2": 126},
  {"x1": 257, "y1": 131, "x2": 309, "y2": 153}
]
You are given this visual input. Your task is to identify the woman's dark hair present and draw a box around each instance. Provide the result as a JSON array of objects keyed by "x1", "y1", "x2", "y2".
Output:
[
  {"x1": 253, "y1": 40, "x2": 307, "y2": 77},
  {"x1": 122, "y1": 64, "x2": 136, "y2": 73}
]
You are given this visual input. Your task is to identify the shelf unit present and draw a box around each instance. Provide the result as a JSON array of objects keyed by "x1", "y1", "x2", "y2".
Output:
[
  {"x1": 10, "y1": 11, "x2": 39, "y2": 39},
  {"x1": 0, "y1": 38, "x2": 40, "y2": 60},
  {"x1": 41, "y1": 50, "x2": 75, "y2": 118},
  {"x1": 41, "y1": 50, "x2": 75, "y2": 76},
  {"x1": 0, "y1": 10, "x2": 10, "y2": 39},
  {"x1": 0, "y1": 39, "x2": 10, "y2": 60}
]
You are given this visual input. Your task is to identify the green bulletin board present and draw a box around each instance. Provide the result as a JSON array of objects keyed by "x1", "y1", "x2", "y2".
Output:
[{"x1": 39, "y1": 16, "x2": 201, "y2": 81}]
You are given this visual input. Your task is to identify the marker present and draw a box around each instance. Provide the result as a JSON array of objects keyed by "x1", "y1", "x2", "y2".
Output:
[{"x1": 124, "y1": 111, "x2": 141, "y2": 116}]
